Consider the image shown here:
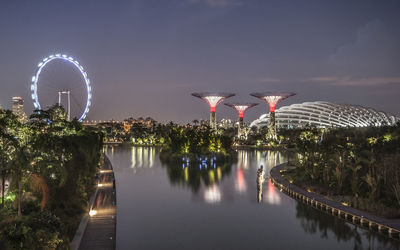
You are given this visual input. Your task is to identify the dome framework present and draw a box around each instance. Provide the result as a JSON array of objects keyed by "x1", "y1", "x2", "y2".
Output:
[{"x1": 250, "y1": 101, "x2": 399, "y2": 129}]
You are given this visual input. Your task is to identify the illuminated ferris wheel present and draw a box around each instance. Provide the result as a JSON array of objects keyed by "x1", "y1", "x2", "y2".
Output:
[{"x1": 31, "y1": 54, "x2": 92, "y2": 121}]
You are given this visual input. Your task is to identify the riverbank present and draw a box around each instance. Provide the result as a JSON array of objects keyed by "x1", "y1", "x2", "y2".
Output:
[
  {"x1": 71, "y1": 154, "x2": 116, "y2": 250},
  {"x1": 270, "y1": 163, "x2": 400, "y2": 240},
  {"x1": 232, "y1": 144, "x2": 296, "y2": 151}
]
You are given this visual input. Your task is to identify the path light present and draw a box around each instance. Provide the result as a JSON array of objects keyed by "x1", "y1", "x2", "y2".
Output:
[{"x1": 89, "y1": 210, "x2": 97, "y2": 216}]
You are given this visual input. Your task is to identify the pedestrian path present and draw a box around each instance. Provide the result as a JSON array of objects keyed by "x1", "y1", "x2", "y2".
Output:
[
  {"x1": 270, "y1": 163, "x2": 400, "y2": 240},
  {"x1": 78, "y1": 155, "x2": 116, "y2": 250}
]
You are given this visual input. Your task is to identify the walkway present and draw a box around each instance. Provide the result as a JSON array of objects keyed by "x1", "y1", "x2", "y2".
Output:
[
  {"x1": 78, "y1": 155, "x2": 116, "y2": 250},
  {"x1": 270, "y1": 163, "x2": 400, "y2": 240}
]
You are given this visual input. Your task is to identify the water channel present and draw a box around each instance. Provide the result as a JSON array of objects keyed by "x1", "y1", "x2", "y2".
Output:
[{"x1": 106, "y1": 146, "x2": 400, "y2": 250}]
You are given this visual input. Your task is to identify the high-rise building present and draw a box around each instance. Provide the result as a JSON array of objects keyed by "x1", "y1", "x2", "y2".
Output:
[{"x1": 12, "y1": 97, "x2": 27, "y2": 122}]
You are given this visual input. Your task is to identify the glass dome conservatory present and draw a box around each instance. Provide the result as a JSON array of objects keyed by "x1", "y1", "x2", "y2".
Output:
[{"x1": 250, "y1": 101, "x2": 399, "y2": 129}]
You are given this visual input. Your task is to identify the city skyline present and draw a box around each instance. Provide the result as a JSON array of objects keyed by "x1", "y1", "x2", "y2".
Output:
[{"x1": 1, "y1": 0, "x2": 400, "y2": 123}]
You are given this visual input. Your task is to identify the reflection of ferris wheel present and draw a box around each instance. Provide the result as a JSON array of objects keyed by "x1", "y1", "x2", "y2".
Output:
[{"x1": 31, "y1": 54, "x2": 92, "y2": 121}]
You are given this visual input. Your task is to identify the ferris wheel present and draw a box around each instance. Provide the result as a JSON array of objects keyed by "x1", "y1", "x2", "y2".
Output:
[{"x1": 31, "y1": 54, "x2": 92, "y2": 121}]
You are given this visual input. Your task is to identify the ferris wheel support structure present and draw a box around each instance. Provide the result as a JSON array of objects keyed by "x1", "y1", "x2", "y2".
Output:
[{"x1": 58, "y1": 90, "x2": 71, "y2": 121}]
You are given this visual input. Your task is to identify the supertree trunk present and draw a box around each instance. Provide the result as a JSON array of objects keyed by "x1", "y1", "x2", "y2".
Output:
[
  {"x1": 210, "y1": 111, "x2": 216, "y2": 130},
  {"x1": 269, "y1": 111, "x2": 277, "y2": 139}
]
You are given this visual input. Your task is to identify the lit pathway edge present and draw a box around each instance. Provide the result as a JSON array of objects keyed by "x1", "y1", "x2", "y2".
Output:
[
  {"x1": 270, "y1": 163, "x2": 400, "y2": 240},
  {"x1": 70, "y1": 189, "x2": 98, "y2": 250},
  {"x1": 71, "y1": 154, "x2": 117, "y2": 250}
]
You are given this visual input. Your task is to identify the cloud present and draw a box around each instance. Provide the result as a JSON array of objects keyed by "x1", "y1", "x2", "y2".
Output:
[
  {"x1": 256, "y1": 77, "x2": 281, "y2": 83},
  {"x1": 187, "y1": 0, "x2": 246, "y2": 7},
  {"x1": 305, "y1": 76, "x2": 400, "y2": 86},
  {"x1": 307, "y1": 77, "x2": 339, "y2": 83},
  {"x1": 329, "y1": 20, "x2": 400, "y2": 74}
]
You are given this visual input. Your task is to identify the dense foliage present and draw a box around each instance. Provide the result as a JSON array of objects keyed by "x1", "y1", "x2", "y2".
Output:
[
  {"x1": 291, "y1": 124, "x2": 400, "y2": 217},
  {"x1": 99, "y1": 117, "x2": 167, "y2": 146},
  {"x1": 0, "y1": 105, "x2": 103, "y2": 248},
  {"x1": 159, "y1": 125, "x2": 236, "y2": 164}
]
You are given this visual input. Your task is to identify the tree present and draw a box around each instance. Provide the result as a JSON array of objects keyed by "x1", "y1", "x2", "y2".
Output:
[{"x1": 0, "y1": 110, "x2": 19, "y2": 208}]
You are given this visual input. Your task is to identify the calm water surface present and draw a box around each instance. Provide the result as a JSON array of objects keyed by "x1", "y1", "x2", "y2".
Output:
[{"x1": 106, "y1": 146, "x2": 399, "y2": 250}]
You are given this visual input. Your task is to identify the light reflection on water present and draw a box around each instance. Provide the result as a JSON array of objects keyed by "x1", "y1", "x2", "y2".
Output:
[{"x1": 106, "y1": 146, "x2": 400, "y2": 250}]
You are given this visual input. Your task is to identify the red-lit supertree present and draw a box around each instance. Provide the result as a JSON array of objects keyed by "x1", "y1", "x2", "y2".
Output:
[
  {"x1": 192, "y1": 92, "x2": 235, "y2": 130},
  {"x1": 224, "y1": 103, "x2": 258, "y2": 138},
  {"x1": 250, "y1": 92, "x2": 295, "y2": 139}
]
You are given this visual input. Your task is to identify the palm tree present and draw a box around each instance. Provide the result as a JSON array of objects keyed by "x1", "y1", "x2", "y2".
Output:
[
  {"x1": 0, "y1": 110, "x2": 19, "y2": 208},
  {"x1": 12, "y1": 124, "x2": 33, "y2": 217}
]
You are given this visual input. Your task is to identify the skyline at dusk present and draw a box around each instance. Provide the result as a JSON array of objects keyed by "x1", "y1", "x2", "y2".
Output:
[
  {"x1": 1, "y1": 2, "x2": 400, "y2": 249},
  {"x1": 1, "y1": 0, "x2": 399, "y2": 123}
]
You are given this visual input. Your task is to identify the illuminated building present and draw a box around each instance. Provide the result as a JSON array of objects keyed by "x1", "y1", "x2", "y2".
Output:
[
  {"x1": 250, "y1": 101, "x2": 399, "y2": 129},
  {"x1": 218, "y1": 118, "x2": 234, "y2": 129},
  {"x1": 191, "y1": 92, "x2": 235, "y2": 130},
  {"x1": 12, "y1": 97, "x2": 27, "y2": 122},
  {"x1": 250, "y1": 92, "x2": 295, "y2": 139},
  {"x1": 224, "y1": 102, "x2": 258, "y2": 138}
]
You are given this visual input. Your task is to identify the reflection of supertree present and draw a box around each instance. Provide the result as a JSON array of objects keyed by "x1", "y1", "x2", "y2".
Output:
[
  {"x1": 250, "y1": 92, "x2": 295, "y2": 139},
  {"x1": 204, "y1": 184, "x2": 221, "y2": 203},
  {"x1": 256, "y1": 166, "x2": 264, "y2": 203},
  {"x1": 192, "y1": 92, "x2": 235, "y2": 130},
  {"x1": 237, "y1": 150, "x2": 250, "y2": 169},
  {"x1": 264, "y1": 179, "x2": 281, "y2": 205},
  {"x1": 163, "y1": 162, "x2": 232, "y2": 193},
  {"x1": 295, "y1": 202, "x2": 400, "y2": 250},
  {"x1": 235, "y1": 168, "x2": 247, "y2": 193}
]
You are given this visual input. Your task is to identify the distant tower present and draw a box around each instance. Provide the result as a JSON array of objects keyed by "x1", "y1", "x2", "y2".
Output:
[
  {"x1": 191, "y1": 92, "x2": 235, "y2": 130},
  {"x1": 224, "y1": 103, "x2": 258, "y2": 139},
  {"x1": 250, "y1": 92, "x2": 295, "y2": 139},
  {"x1": 12, "y1": 97, "x2": 27, "y2": 122}
]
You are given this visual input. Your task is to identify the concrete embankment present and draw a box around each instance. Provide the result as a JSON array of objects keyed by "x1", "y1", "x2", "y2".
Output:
[
  {"x1": 270, "y1": 163, "x2": 400, "y2": 240},
  {"x1": 71, "y1": 155, "x2": 117, "y2": 250}
]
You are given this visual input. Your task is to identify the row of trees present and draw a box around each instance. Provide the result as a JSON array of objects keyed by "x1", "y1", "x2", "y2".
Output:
[
  {"x1": 100, "y1": 120, "x2": 169, "y2": 145},
  {"x1": 160, "y1": 125, "x2": 236, "y2": 163},
  {"x1": 293, "y1": 124, "x2": 400, "y2": 215},
  {"x1": 0, "y1": 105, "x2": 103, "y2": 249}
]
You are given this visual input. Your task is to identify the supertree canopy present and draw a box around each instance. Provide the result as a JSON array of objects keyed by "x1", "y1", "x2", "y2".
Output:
[
  {"x1": 192, "y1": 92, "x2": 235, "y2": 129},
  {"x1": 224, "y1": 103, "x2": 258, "y2": 138},
  {"x1": 250, "y1": 92, "x2": 295, "y2": 139},
  {"x1": 250, "y1": 92, "x2": 295, "y2": 112}
]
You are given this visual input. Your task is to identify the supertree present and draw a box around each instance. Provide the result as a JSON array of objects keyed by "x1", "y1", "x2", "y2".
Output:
[
  {"x1": 191, "y1": 92, "x2": 235, "y2": 130},
  {"x1": 224, "y1": 103, "x2": 258, "y2": 138},
  {"x1": 250, "y1": 92, "x2": 295, "y2": 139}
]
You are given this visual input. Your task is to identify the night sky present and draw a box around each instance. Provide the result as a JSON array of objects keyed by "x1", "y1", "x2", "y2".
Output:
[{"x1": 1, "y1": 0, "x2": 399, "y2": 123}]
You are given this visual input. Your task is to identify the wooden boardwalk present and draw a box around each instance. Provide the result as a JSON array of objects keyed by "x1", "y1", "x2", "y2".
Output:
[
  {"x1": 270, "y1": 163, "x2": 400, "y2": 240},
  {"x1": 79, "y1": 156, "x2": 116, "y2": 250}
]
